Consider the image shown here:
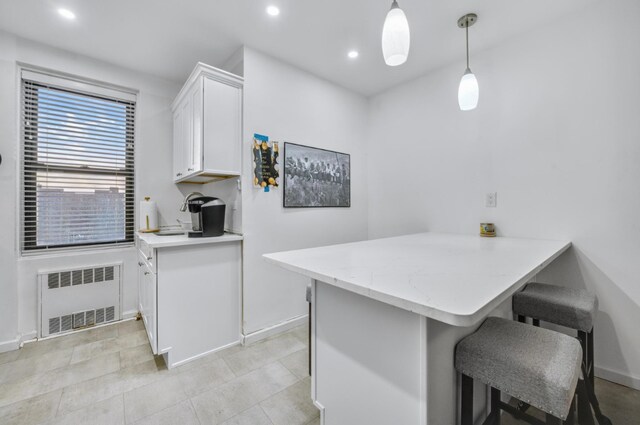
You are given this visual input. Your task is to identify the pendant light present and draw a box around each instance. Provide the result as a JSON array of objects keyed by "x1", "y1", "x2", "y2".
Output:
[
  {"x1": 457, "y1": 13, "x2": 479, "y2": 111},
  {"x1": 382, "y1": 0, "x2": 410, "y2": 66}
]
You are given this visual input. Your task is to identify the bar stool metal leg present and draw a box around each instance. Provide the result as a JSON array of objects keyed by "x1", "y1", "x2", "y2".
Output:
[
  {"x1": 491, "y1": 387, "x2": 501, "y2": 425},
  {"x1": 461, "y1": 374, "x2": 474, "y2": 425},
  {"x1": 578, "y1": 331, "x2": 588, "y2": 377},
  {"x1": 515, "y1": 313, "x2": 532, "y2": 414},
  {"x1": 581, "y1": 363, "x2": 613, "y2": 425},
  {"x1": 588, "y1": 328, "x2": 595, "y2": 387},
  {"x1": 577, "y1": 380, "x2": 596, "y2": 425}
]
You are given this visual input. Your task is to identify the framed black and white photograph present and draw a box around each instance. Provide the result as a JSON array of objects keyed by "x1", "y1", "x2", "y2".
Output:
[{"x1": 283, "y1": 143, "x2": 350, "y2": 208}]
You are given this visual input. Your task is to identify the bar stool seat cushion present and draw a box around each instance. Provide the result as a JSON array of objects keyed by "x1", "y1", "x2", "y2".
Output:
[
  {"x1": 513, "y1": 282, "x2": 598, "y2": 332},
  {"x1": 455, "y1": 317, "x2": 582, "y2": 420}
]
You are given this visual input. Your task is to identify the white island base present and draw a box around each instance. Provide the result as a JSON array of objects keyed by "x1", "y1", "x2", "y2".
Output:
[
  {"x1": 311, "y1": 279, "x2": 482, "y2": 424},
  {"x1": 264, "y1": 233, "x2": 571, "y2": 424}
]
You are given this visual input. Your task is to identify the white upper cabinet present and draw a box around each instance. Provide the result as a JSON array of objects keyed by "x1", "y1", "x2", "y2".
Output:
[
  {"x1": 203, "y1": 77, "x2": 242, "y2": 175},
  {"x1": 171, "y1": 63, "x2": 243, "y2": 183}
]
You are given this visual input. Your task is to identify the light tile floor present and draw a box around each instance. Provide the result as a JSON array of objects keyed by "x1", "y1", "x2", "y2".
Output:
[
  {"x1": 0, "y1": 320, "x2": 319, "y2": 425},
  {"x1": 1, "y1": 319, "x2": 638, "y2": 425},
  {"x1": 502, "y1": 376, "x2": 640, "y2": 425}
]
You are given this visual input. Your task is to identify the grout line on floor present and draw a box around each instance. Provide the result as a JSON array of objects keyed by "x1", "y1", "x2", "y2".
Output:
[
  {"x1": 257, "y1": 404, "x2": 276, "y2": 425},
  {"x1": 188, "y1": 396, "x2": 204, "y2": 425},
  {"x1": 219, "y1": 355, "x2": 238, "y2": 379},
  {"x1": 53, "y1": 386, "x2": 64, "y2": 419},
  {"x1": 122, "y1": 393, "x2": 127, "y2": 425},
  {"x1": 277, "y1": 359, "x2": 296, "y2": 377}
]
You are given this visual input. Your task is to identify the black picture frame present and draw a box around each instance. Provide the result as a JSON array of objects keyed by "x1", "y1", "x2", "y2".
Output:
[{"x1": 283, "y1": 142, "x2": 351, "y2": 208}]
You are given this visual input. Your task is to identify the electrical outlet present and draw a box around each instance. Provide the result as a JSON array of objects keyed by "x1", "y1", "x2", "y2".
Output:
[{"x1": 486, "y1": 192, "x2": 497, "y2": 208}]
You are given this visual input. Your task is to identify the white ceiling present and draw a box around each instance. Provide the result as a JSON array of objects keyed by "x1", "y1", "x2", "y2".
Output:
[{"x1": 0, "y1": 0, "x2": 598, "y2": 96}]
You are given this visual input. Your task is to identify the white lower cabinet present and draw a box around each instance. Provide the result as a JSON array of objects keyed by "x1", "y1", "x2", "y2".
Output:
[
  {"x1": 137, "y1": 240, "x2": 241, "y2": 368},
  {"x1": 137, "y1": 260, "x2": 157, "y2": 354}
]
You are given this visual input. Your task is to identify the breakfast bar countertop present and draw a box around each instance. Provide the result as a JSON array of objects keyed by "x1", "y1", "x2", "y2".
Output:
[{"x1": 264, "y1": 232, "x2": 571, "y2": 326}]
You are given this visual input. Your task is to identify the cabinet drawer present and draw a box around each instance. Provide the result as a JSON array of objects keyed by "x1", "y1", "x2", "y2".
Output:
[{"x1": 138, "y1": 239, "x2": 156, "y2": 272}]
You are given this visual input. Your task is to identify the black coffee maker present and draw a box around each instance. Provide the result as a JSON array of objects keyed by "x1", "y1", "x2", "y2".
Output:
[{"x1": 186, "y1": 196, "x2": 226, "y2": 238}]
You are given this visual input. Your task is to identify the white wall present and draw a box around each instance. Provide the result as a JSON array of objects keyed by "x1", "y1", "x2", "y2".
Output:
[
  {"x1": 368, "y1": 0, "x2": 640, "y2": 388},
  {"x1": 241, "y1": 48, "x2": 369, "y2": 335},
  {"x1": 0, "y1": 31, "x2": 182, "y2": 349},
  {"x1": 0, "y1": 32, "x2": 20, "y2": 348},
  {"x1": 0, "y1": 35, "x2": 369, "y2": 349}
]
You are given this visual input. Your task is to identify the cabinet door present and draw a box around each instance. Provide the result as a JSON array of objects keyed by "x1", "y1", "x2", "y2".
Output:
[
  {"x1": 172, "y1": 106, "x2": 184, "y2": 182},
  {"x1": 137, "y1": 257, "x2": 145, "y2": 316},
  {"x1": 141, "y1": 262, "x2": 157, "y2": 355},
  {"x1": 179, "y1": 81, "x2": 203, "y2": 179},
  {"x1": 145, "y1": 267, "x2": 158, "y2": 355},
  {"x1": 180, "y1": 98, "x2": 192, "y2": 178},
  {"x1": 173, "y1": 95, "x2": 192, "y2": 182},
  {"x1": 203, "y1": 77, "x2": 242, "y2": 175},
  {"x1": 189, "y1": 80, "x2": 203, "y2": 175}
]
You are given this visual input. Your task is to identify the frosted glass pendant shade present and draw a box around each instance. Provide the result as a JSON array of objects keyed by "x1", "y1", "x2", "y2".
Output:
[
  {"x1": 458, "y1": 69, "x2": 479, "y2": 111},
  {"x1": 382, "y1": 1, "x2": 410, "y2": 66}
]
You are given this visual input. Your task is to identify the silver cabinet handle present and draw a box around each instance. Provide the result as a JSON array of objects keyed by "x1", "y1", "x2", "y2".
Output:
[
  {"x1": 176, "y1": 172, "x2": 182, "y2": 177},
  {"x1": 146, "y1": 256, "x2": 152, "y2": 261},
  {"x1": 138, "y1": 262, "x2": 143, "y2": 267},
  {"x1": 188, "y1": 168, "x2": 194, "y2": 171},
  {"x1": 144, "y1": 271, "x2": 150, "y2": 276}
]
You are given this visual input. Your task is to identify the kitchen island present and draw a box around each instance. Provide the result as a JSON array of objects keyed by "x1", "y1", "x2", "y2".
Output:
[{"x1": 264, "y1": 232, "x2": 571, "y2": 424}]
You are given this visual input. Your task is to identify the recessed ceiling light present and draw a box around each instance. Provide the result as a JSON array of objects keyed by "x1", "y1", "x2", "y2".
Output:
[
  {"x1": 57, "y1": 8, "x2": 76, "y2": 20},
  {"x1": 348, "y1": 51, "x2": 359, "y2": 59},
  {"x1": 266, "y1": 6, "x2": 280, "y2": 16}
]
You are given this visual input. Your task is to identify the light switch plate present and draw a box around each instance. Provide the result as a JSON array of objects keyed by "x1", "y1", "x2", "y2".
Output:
[{"x1": 486, "y1": 192, "x2": 497, "y2": 208}]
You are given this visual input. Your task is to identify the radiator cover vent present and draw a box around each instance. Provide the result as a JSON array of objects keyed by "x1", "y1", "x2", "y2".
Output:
[
  {"x1": 46, "y1": 266, "x2": 115, "y2": 289},
  {"x1": 39, "y1": 264, "x2": 122, "y2": 338}
]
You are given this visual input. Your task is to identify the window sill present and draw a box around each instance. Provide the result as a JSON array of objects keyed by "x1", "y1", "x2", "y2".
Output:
[{"x1": 20, "y1": 243, "x2": 135, "y2": 259}]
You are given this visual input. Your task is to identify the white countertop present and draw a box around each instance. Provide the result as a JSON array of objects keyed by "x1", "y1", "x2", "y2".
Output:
[
  {"x1": 137, "y1": 231, "x2": 243, "y2": 249},
  {"x1": 264, "y1": 232, "x2": 571, "y2": 327}
]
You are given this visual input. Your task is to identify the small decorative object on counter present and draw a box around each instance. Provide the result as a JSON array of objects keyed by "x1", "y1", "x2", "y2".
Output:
[
  {"x1": 480, "y1": 223, "x2": 496, "y2": 237},
  {"x1": 139, "y1": 197, "x2": 159, "y2": 233},
  {"x1": 253, "y1": 133, "x2": 279, "y2": 192}
]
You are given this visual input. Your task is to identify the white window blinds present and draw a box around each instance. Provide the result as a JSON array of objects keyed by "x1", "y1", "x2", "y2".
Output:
[{"x1": 21, "y1": 70, "x2": 136, "y2": 253}]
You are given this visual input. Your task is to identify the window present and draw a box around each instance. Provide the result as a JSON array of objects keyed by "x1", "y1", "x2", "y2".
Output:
[{"x1": 21, "y1": 70, "x2": 136, "y2": 253}]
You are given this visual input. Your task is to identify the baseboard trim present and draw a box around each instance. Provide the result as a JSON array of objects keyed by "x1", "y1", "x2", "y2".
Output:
[
  {"x1": 242, "y1": 314, "x2": 308, "y2": 345},
  {"x1": 20, "y1": 331, "x2": 37, "y2": 346},
  {"x1": 0, "y1": 336, "x2": 20, "y2": 353},
  {"x1": 21, "y1": 317, "x2": 136, "y2": 347},
  {"x1": 596, "y1": 366, "x2": 640, "y2": 390},
  {"x1": 122, "y1": 309, "x2": 139, "y2": 320},
  {"x1": 0, "y1": 329, "x2": 39, "y2": 353},
  {"x1": 313, "y1": 401, "x2": 325, "y2": 425},
  {"x1": 167, "y1": 339, "x2": 241, "y2": 369}
]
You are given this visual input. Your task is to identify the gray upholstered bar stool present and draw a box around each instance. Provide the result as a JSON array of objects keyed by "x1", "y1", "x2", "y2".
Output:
[
  {"x1": 455, "y1": 317, "x2": 582, "y2": 425},
  {"x1": 513, "y1": 283, "x2": 610, "y2": 424},
  {"x1": 513, "y1": 283, "x2": 598, "y2": 386}
]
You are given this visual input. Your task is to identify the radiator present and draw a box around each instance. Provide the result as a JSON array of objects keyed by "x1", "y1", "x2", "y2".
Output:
[{"x1": 38, "y1": 263, "x2": 122, "y2": 337}]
